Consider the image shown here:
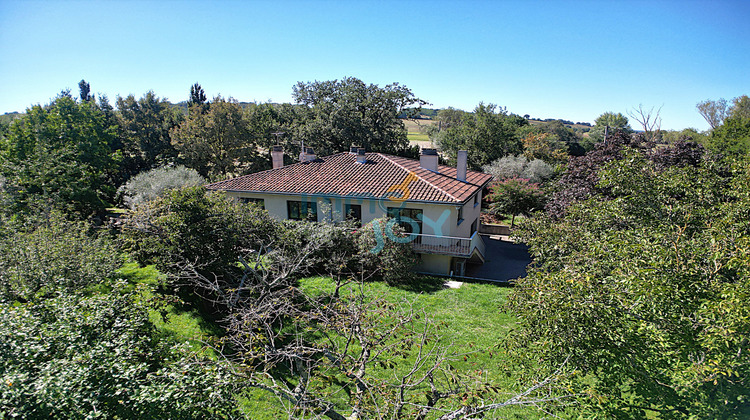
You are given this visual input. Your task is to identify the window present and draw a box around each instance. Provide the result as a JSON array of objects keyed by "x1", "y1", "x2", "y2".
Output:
[
  {"x1": 470, "y1": 218, "x2": 478, "y2": 234},
  {"x1": 473, "y1": 193, "x2": 479, "y2": 207},
  {"x1": 387, "y1": 207, "x2": 423, "y2": 242},
  {"x1": 344, "y1": 204, "x2": 362, "y2": 223},
  {"x1": 287, "y1": 200, "x2": 317, "y2": 221},
  {"x1": 239, "y1": 197, "x2": 265, "y2": 208},
  {"x1": 457, "y1": 206, "x2": 464, "y2": 225}
]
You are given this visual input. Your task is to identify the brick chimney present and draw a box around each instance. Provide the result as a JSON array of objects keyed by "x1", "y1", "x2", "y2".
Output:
[
  {"x1": 271, "y1": 145, "x2": 284, "y2": 169},
  {"x1": 420, "y1": 148, "x2": 438, "y2": 172},
  {"x1": 456, "y1": 150, "x2": 468, "y2": 182}
]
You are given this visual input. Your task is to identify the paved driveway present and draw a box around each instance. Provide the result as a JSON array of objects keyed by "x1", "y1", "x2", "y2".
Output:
[{"x1": 464, "y1": 235, "x2": 531, "y2": 283}]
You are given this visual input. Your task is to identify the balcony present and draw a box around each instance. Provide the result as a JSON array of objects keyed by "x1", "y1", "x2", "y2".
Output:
[{"x1": 410, "y1": 231, "x2": 486, "y2": 261}]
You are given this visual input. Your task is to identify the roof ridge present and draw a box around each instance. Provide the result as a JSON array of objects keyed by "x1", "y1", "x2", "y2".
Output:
[{"x1": 378, "y1": 153, "x2": 460, "y2": 202}]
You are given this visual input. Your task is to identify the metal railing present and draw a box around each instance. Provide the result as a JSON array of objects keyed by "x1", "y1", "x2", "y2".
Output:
[{"x1": 410, "y1": 231, "x2": 485, "y2": 259}]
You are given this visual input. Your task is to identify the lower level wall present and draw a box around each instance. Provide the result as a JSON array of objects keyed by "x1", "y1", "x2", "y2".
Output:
[
  {"x1": 479, "y1": 223, "x2": 511, "y2": 236},
  {"x1": 415, "y1": 254, "x2": 454, "y2": 276}
]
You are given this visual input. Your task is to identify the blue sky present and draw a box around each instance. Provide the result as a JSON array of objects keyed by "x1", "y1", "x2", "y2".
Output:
[{"x1": 1, "y1": 0, "x2": 748, "y2": 130}]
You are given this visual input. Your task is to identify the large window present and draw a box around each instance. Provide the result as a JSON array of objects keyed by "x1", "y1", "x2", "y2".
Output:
[
  {"x1": 344, "y1": 204, "x2": 362, "y2": 223},
  {"x1": 287, "y1": 200, "x2": 317, "y2": 221},
  {"x1": 387, "y1": 207, "x2": 423, "y2": 239}
]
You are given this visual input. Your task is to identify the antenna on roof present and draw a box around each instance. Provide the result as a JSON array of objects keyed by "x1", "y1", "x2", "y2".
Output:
[{"x1": 271, "y1": 131, "x2": 285, "y2": 145}]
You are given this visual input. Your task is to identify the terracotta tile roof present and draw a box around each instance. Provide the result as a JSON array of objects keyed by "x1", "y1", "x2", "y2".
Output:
[{"x1": 205, "y1": 152, "x2": 493, "y2": 204}]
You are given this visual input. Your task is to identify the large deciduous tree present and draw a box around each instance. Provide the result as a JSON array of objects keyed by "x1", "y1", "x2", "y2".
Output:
[
  {"x1": 171, "y1": 97, "x2": 263, "y2": 179},
  {"x1": 586, "y1": 111, "x2": 632, "y2": 145},
  {"x1": 0, "y1": 94, "x2": 117, "y2": 217},
  {"x1": 291, "y1": 77, "x2": 426, "y2": 156},
  {"x1": 116, "y1": 91, "x2": 182, "y2": 180},
  {"x1": 697, "y1": 98, "x2": 730, "y2": 129},
  {"x1": 434, "y1": 103, "x2": 525, "y2": 169}
]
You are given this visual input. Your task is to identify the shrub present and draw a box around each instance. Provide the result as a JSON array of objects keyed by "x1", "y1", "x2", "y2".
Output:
[
  {"x1": 0, "y1": 213, "x2": 119, "y2": 302},
  {"x1": 118, "y1": 165, "x2": 205, "y2": 209},
  {"x1": 356, "y1": 217, "x2": 419, "y2": 285},
  {"x1": 482, "y1": 155, "x2": 554, "y2": 184},
  {"x1": 0, "y1": 287, "x2": 238, "y2": 419}
]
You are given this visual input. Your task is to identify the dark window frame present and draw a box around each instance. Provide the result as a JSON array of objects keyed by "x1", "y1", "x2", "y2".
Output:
[
  {"x1": 344, "y1": 203, "x2": 362, "y2": 223},
  {"x1": 287, "y1": 200, "x2": 318, "y2": 221}
]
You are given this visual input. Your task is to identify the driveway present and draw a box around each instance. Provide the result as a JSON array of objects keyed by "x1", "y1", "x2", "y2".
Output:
[{"x1": 464, "y1": 235, "x2": 531, "y2": 283}]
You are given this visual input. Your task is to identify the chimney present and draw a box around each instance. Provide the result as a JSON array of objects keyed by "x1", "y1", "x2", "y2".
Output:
[
  {"x1": 356, "y1": 147, "x2": 367, "y2": 164},
  {"x1": 349, "y1": 145, "x2": 361, "y2": 154},
  {"x1": 456, "y1": 150, "x2": 468, "y2": 182},
  {"x1": 271, "y1": 145, "x2": 284, "y2": 169},
  {"x1": 420, "y1": 148, "x2": 438, "y2": 172},
  {"x1": 299, "y1": 147, "x2": 316, "y2": 163}
]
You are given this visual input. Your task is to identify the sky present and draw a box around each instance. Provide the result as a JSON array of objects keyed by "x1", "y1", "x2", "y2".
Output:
[{"x1": 1, "y1": 0, "x2": 748, "y2": 131}]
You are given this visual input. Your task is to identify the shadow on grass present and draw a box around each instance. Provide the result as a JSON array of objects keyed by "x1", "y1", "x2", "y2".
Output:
[{"x1": 390, "y1": 275, "x2": 448, "y2": 294}]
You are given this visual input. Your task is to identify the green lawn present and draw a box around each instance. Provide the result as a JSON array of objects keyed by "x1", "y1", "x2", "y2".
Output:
[
  {"x1": 117, "y1": 262, "x2": 219, "y2": 354},
  {"x1": 117, "y1": 263, "x2": 534, "y2": 418}
]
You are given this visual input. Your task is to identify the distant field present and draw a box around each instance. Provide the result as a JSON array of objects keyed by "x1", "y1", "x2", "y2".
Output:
[
  {"x1": 402, "y1": 118, "x2": 438, "y2": 133},
  {"x1": 402, "y1": 118, "x2": 438, "y2": 149}
]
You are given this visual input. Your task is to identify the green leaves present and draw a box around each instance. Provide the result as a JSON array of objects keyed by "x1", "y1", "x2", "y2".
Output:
[
  {"x1": 508, "y1": 148, "x2": 750, "y2": 417},
  {"x1": 435, "y1": 103, "x2": 525, "y2": 170},
  {"x1": 291, "y1": 77, "x2": 425, "y2": 157},
  {"x1": 1, "y1": 96, "x2": 117, "y2": 217},
  {"x1": 0, "y1": 288, "x2": 239, "y2": 419}
]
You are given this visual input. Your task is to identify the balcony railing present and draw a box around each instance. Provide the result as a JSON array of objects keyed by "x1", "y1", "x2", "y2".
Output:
[{"x1": 410, "y1": 231, "x2": 485, "y2": 260}]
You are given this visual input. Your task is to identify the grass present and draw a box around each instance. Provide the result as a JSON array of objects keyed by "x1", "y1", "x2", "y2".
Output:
[
  {"x1": 407, "y1": 132, "x2": 430, "y2": 142},
  {"x1": 296, "y1": 276, "x2": 535, "y2": 418},
  {"x1": 116, "y1": 262, "x2": 219, "y2": 354},
  {"x1": 116, "y1": 262, "x2": 532, "y2": 418}
]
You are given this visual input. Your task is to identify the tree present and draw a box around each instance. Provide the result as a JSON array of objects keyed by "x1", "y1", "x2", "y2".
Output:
[
  {"x1": 509, "y1": 144, "x2": 749, "y2": 418},
  {"x1": 628, "y1": 104, "x2": 663, "y2": 142},
  {"x1": 0, "y1": 213, "x2": 118, "y2": 302},
  {"x1": 709, "y1": 115, "x2": 750, "y2": 157},
  {"x1": 117, "y1": 165, "x2": 205, "y2": 208},
  {"x1": 544, "y1": 129, "x2": 634, "y2": 219},
  {"x1": 0, "y1": 213, "x2": 239, "y2": 418},
  {"x1": 482, "y1": 155, "x2": 554, "y2": 184},
  {"x1": 0, "y1": 289, "x2": 240, "y2": 419},
  {"x1": 291, "y1": 77, "x2": 427, "y2": 156},
  {"x1": 729, "y1": 94, "x2": 750, "y2": 120},
  {"x1": 78, "y1": 79, "x2": 91, "y2": 102},
  {"x1": 0, "y1": 94, "x2": 117, "y2": 217},
  {"x1": 116, "y1": 91, "x2": 182, "y2": 180},
  {"x1": 487, "y1": 178, "x2": 545, "y2": 228},
  {"x1": 521, "y1": 132, "x2": 569, "y2": 164},
  {"x1": 435, "y1": 103, "x2": 525, "y2": 169},
  {"x1": 188, "y1": 82, "x2": 207, "y2": 107},
  {"x1": 586, "y1": 111, "x2": 632, "y2": 147},
  {"x1": 171, "y1": 97, "x2": 263, "y2": 179},
  {"x1": 697, "y1": 98, "x2": 729, "y2": 129}
]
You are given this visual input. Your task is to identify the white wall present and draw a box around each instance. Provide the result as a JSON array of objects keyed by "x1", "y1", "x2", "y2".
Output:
[{"x1": 227, "y1": 191, "x2": 480, "y2": 239}]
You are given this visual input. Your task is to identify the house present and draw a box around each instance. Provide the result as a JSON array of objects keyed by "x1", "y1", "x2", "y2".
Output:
[{"x1": 205, "y1": 146, "x2": 493, "y2": 276}]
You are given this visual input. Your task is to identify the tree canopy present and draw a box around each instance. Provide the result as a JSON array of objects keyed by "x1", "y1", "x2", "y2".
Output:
[
  {"x1": 434, "y1": 103, "x2": 526, "y2": 169},
  {"x1": 508, "y1": 140, "x2": 750, "y2": 418},
  {"x1": 291, "y1": 76, "x2": 426, "y2": 156},
  {"x1": 0, "y1": 94, "x2": 117, "y2": 216}
]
